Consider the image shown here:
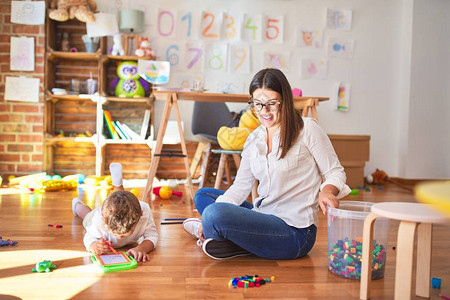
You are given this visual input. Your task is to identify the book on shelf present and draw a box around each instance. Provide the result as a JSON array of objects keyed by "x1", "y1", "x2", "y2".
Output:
[
  {"x1": 120, "y1": 122, "x2": 141, "y2": 140},
  {"x1": 114, "y1": 121, "x2": 131, "y2": 140},
  {"x1": 113, "y1": 121, "x2": 128, "y2": 140},
  {"x1": 103, "y1": 110, "x2": 120, "y2": 140},
  {"x1": 140, "y1": 109, "x2": 151, "y2": 139}
]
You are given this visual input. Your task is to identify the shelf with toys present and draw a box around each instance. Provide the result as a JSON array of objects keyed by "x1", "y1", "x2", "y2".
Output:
[{"x1": 44, "y1": 15, "x2": 156, "y2": 178}]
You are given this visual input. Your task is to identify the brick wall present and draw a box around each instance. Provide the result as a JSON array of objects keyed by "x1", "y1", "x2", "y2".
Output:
[{"x1": 0, "y1": 1, "x2": 45, "y2": 181}]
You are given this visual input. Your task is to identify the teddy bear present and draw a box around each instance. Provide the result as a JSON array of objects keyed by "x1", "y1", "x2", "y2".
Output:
[
  {"x1": 48, "y1": 0, "x2": 97, "y2": 23},
  {"x1": 111, "y1": 34, "x2": 124, "y2": 56},
  {"x1": 216, "y1": 109, "x2": 261, "y2": 151},
  {"x1": 135, "y1": 37, "x2": 154, "y2": 58}
]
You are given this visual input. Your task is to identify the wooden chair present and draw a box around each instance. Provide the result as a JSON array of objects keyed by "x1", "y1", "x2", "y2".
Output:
[
  {"x1": 360, "y1": 202, "x2": 448, "y2": 300},
  {"x1": 211, "y1": 149, "x2": 258, "y2": 201}
]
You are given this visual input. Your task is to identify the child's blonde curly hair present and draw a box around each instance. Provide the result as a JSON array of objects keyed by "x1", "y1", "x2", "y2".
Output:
[{"x1": 102, "y1": 191, "x2": 141, "y2": 235}]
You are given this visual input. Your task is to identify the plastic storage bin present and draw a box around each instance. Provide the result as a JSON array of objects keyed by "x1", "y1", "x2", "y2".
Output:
[{"x1": 327, "y1": 201, "x2": 390, "y2": 280}]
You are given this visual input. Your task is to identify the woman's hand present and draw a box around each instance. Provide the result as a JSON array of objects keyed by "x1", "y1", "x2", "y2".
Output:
[
  {"x1": 318, "y1": 185, "x2": 339, "y2": 215},
  {"x1": 89, "y1": 239, "x2": 110, "y2": 255}
]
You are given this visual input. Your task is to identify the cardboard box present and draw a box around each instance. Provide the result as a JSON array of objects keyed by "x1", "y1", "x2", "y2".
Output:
[
  {"x1": 328, "y1": 135, "x2": 370, "y2": 162},
  {"x1": 341, "y1": 161, "x2": 366, "y2": 188}
]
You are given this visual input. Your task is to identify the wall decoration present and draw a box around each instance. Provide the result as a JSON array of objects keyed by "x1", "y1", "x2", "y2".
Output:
[
  {"x1": 337, "y1": 82, "x2": 351, "y2": 111},
  {"x1": 10, "y1": 36, "x2": 34, "y2": 71},
  {"x1": 265, "y1": 15, "x2": 284, "y2": 43},
  {"x1": 138, "y1": 60, "x2": 170, "y2": 85},
  {"x1": 263, "y1": 51, "x2": 290, "y2": 72},
  {"x1": 185, "y1": 41, "x2": 205, "y2": 72},
  {"x1": 157, "y1": 8, "x2": 177, "y2": 39},
  {"x1": 326, "y1": 8, "x2": 352, "y2": 31},
  {"x1": 11, "y1": 1, "x2": 45, "y2": 25},
  {"x1": 242, "y1": 14, "x2": 263, "y2": 43},
  {"x1": 296, "y1": 27, "x2": 322, "y2": 48},
  {"x1": 328, "y1": 37, "x2": 355, "y2": 59},
  {"x1": 200, "y1": 10, "x2": 223, "y2": 40},
  {"x1": 300, "y1": 58, "x2": 327, "y2": 79},
  {"x1": 5, "y1": 76, "x2": 40, "y2": 102},
  {"x1": 228, "y1": 44, "x2": 251, "y2": 73},
  {"x1": 206, "y1": 43, "x2": 228, "y2": 71},
  {"x1": 223, "y1": 12, "x2": 241, "y2": 41}
]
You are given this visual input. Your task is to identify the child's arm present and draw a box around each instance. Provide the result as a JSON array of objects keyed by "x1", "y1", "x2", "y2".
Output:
[
  {"x1": 89, "y1": 239, "x2": 111, "y2": 255},
  {"x1": 126, "y1": 240, "x2": 154, "y2": 262}
]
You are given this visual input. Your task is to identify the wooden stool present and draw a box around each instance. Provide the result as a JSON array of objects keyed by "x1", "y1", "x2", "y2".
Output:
[
  {"x1": 360, "y1": 202, "x2": 448, "y2": 300},
  {"x1": 211, "y1": 149, "x2": 258, "y2": 201}
]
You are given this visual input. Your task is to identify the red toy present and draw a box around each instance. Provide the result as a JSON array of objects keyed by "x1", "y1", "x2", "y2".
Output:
[{"x1": 153, "y1": 186, "x2": 182, "y2": 199}]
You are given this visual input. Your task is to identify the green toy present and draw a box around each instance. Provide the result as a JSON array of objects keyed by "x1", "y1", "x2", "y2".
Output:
[
  {"x1": 114, "y1": 61, "x2": 146, "y2": 98},
  {"x1": 91, "y1": 251, "x2": 137, "y2": 272},
  {"x1": 32, "y1": 260, "x2": 56, "y2": 273}
]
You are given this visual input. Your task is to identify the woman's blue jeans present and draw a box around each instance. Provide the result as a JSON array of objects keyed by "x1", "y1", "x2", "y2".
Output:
[{"x1": 195, "y1": 188, "x2": 317, "y2": 260}]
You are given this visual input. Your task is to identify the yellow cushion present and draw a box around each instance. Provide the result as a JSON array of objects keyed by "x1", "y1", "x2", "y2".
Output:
[
  {"x1": 239, "y1": 109, "x2": 261, "y2": 130},
  {"x1": 217, "y1": 127, "x2": 252, "y2": 150}
]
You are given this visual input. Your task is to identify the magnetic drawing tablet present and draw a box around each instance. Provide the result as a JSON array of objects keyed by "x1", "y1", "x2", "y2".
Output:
[{"x1": 91, "y1": 251, "x2": 137, "y2": 272}]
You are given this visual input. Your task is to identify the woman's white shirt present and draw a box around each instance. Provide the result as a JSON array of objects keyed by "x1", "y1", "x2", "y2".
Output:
[{"x1": 215, "y1": 117, "x2": 351, "y2": 228}]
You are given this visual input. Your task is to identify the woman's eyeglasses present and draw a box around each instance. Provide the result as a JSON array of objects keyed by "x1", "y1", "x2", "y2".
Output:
[{"x1": 248, "y1": 97, "x2": 281, "y2": 112}]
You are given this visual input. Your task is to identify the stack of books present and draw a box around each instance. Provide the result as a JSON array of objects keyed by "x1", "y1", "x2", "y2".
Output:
[{"x1": 103, "y1": 109, "x2": 151, "y2": 140}]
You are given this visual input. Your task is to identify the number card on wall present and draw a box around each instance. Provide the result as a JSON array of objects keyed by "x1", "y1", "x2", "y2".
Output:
[
  {"x1": 154, "y1": 40, "x2": 185, "y2": 71},
  {"x1": 178, "y1": 9, "x2": 195, "y2": 39},
  {"x1": 243, "y1": 14, "x2": 263, "y2": 43},
  {"x1": 201, "y1": 11, "x2": 223, "y2": 40},
  {"x1": 265, "y1": 16, "x2": 284, "y2": 43},
  {"x1": 186, "y1": 41, "x2": 205, "y2": 72},
  {"x1": 228, "y1": 44, "x2": 251, "y2": 74},
  {"x1": 206, "y1": 44, "x2": 228, "y2": 71},
  {"x1": 157, "y1": 8, "x2": 177, "y2": 38},
  {"x1": 263, "y1": 51, "x2": 290, "y2": 72},
  {"x1": 222, "y1": 13, "x2": 241, "y2": 41}
]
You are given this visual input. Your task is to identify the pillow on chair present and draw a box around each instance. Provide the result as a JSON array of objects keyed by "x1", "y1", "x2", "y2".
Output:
[{"x1": 216, "y1": 110, "x2": 261, "y2": 150}]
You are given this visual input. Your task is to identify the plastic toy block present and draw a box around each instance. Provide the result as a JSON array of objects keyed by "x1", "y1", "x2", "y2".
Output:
[{"x1": 432, "y1": 277, "x2": 442, "y2": 289}]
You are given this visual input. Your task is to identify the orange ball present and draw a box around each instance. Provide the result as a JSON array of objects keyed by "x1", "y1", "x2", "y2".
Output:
[{"x1": 159, "y1": 186, "x2": 172, "y2": 199}]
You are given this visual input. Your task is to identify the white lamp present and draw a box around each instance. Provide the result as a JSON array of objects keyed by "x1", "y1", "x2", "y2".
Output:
[{"x1": 119, "y1": 9, "x2": 145, "y2": 55}]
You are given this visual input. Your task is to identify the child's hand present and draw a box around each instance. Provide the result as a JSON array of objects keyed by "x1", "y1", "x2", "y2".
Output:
[
  {"x1": 126, "y1": 247, "x2": 150, "y2": 262},
  {"x1": 89, "y1": 239, "x2": 110, "y2": 255}
]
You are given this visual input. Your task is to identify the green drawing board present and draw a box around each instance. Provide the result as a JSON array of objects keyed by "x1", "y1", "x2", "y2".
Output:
[{"x1": 91, "y1": 251, "x2": 137, "y2": 272}]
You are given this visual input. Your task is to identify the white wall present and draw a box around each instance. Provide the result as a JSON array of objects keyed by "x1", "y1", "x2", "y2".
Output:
[{"x1": 97, "y1": 0, "x2": 450, "y2": 179}]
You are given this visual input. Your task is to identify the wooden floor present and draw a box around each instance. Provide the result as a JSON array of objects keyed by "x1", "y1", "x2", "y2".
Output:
[{"x1": 0, "y1": 182, "x2": 449, "y2": 300}]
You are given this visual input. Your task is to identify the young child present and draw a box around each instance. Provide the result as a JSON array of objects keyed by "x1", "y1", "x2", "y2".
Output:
[{"x1": 72, "y1": 163, "x2": 158, "y2": 262}]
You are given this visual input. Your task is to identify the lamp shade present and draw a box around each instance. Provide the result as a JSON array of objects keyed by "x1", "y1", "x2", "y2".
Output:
[{"x1": 119, "y1": 9, "x2": 144, "y2": 34}]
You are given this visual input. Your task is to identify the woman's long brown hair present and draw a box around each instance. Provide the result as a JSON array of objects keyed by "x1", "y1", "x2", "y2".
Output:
[{"x1": 249, "y1": 68, "x2": 304, "y2": 159}]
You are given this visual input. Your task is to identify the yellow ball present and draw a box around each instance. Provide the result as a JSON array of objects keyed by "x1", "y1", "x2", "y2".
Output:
[
  {"x1": 159, "y1": 186, "x2": 172, "y2": 199},
  {"x1": 130, "y1": 188, "x2": 139, "y2": 197},
  {"x1": 8, "y1": 175, "x2": 16, "y2": 182}
]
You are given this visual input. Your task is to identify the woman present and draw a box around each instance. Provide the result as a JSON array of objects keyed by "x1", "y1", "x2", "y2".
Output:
[{"x1": 184, "y1": 68, "x2": 350, "y2": 260}]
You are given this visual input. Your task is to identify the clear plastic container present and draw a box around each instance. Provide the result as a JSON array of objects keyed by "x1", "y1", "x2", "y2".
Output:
[{"x1": 327, "y1": 201, "x2": 390, "y2": 280}]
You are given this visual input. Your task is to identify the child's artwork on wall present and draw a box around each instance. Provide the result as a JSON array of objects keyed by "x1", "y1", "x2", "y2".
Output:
[
  {"x1": 157, "y1": 8, "x2": 177, "y2": 39},
  {"x1": 215, "y1": 81, "x2": 245, "y2": 94},
  {"x1": 206, "y1": 44, "x2": 228, "y2": 71},
  {"x1": 86, "y1": 13, "x2": 119, "y2": 37},
  {"x1": 300, "y1": 58, "x2": 327, "y2": 79},
  {"x1": 154, "y1": 40, "x2": 185, "y2": 71},
  {"x1": 223, "y1": 13, "x2": 242, "y2": 41},
  {"x1": 177, "y1": 9, "x2": 196, "y2": 39},
  {"x1": 10, "y1": 36, "x2": 34, "y2": 71},
  {"x1": 200, "y1": 11, "x2": 223, "y2": 40},
  {"x1": 185, "y1": 41, "x2": 205, "y2": 72},
  {"x1": 296, "y1": 27, "x2": 322, "y2": 48},
  {"x1": 328, "y1": 37, "x2": 355, "y2": 59},
  {"x1": 265, "y1": 15, "x2": 284, "y2": 43},
  {"x1": 263, "y1": 51, "x2": 290, "y2": 72},
  {"x1": 243, "y1": 14, "x2": 263, "y2": 43},
  {"x1": 5, "y1": 76, "x2": 40, "y2": 102},
  {"x1": 11, "y1": 1, "x2": 45, "y2": 25},
  {"x1": 138, "y1": 60, "x2": 170, "y2": 85},
  {"x1": 228, "y1": 44, "x2": 251, "y2": 73},
  {"x1": 331, "y1": 81, "x2": 351, "y2": 111},
  {"x1": 326, "y1": 8, "x2": 352, "y2": 31}
]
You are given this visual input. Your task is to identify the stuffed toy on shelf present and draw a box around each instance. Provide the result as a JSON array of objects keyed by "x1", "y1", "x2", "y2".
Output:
[
  {"x1": 110, "y1": 61, "x2": 150, "y2": 98},
  {"x1": 48, "y1": 0, "x2": 97, "y2": 23},
  {"x1": 135, "y1": 37, "x2": 154, "y2": 58}
]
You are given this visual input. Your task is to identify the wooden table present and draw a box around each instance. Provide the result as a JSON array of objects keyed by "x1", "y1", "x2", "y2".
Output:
[
  {"x1": 142, "y1": 90, "x2": 329, "y2": 201},
  {"x1": 415, "y1": 181, "x2": 450, "y2": 218}
]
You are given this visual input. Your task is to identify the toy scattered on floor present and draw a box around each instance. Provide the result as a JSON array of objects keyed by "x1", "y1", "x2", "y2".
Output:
[
  {"x1": 83, "y1": 175, "x2": 112, "y2": 186},
  {"x1": 432, "y1": 277, "x2": 442, "y2": 289},
  {"x1": 40, "y1": 179, "x2": 77, "y2": 192},
  {"x1": 153, "y1": 186, "x2": 182, "y2": 199},
  {"x1": 350, "y1": 189, "x2": 359, "y2": 195},
  {"x1": 0, "y1": 237, "x2": 18, "y2": 247},
  {"x1": 366, "y1": 169, "x2": 413, "y2": 192},
  {"x1": 228, "y1": 275, "x2": 274, "y2": 288},
  {"x1": 91, "y1": 251, "x2": 137, "y2": 272},
  {"x1": 32, "y1": 260, "x2": 56, "y2": 273},
  {"x1": 130, "y1": 188, "x2": 139, "y2": 197},
  {"x1": 439, "y1": 294, "x2": 450, "y2": 300},
  {"x1": 48, "y1": 224, "x2": 63, "y2": 228},
  {"x1": 328, "y1": 237, "x2": 386, "y2": 280}
]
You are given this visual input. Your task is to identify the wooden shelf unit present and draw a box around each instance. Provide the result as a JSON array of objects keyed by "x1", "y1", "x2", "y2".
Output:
[{"x1": 44, "y1": 16, "x2": 155, "y2": 178}]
